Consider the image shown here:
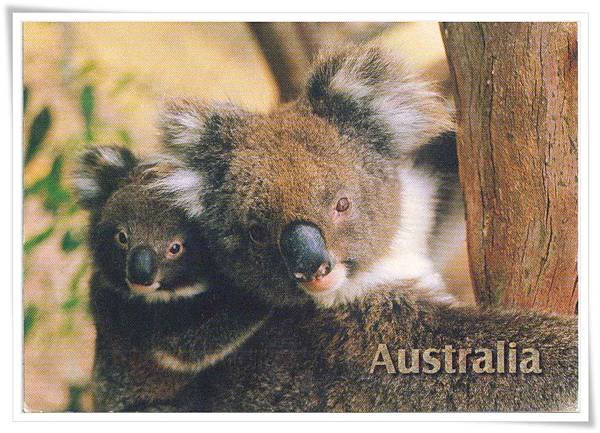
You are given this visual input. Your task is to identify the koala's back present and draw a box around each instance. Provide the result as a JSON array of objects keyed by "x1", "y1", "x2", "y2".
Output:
[
  {"x1": 315, "y1": 292, "x2": 578, "y2": 412},
  {"x1": 172, "y1": 289, "x2": 577, "y2": 412}
]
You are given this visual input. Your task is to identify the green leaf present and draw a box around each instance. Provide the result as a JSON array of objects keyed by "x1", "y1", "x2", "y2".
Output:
[
  {"x1": 59, "y1": 262, "x2": 89, "y2": 323},
  {"x1": 42, "y1": 155, "x2": 71, "y2": 213},
  {"x1": 112, "y1": 73, "x2": 134, "y2": 95},
  {"x1": 24, "y1": 226, "x2": 54, "y2": 254},
  {"x1": 117, "y1": 128, "x2": 132, "y2": 146},
  {"x1": 61, "y1": 296, "x2": 79, "y2": 312},
  {"x1": 67, "y1": 261, "x2": 89, "y2": 297},
  {"x1": 77, "y1": 61, "x2": 97, "y2": 78},
  {"x1": 25, "y1": 107, "x2": 51, "y2": 166},
  {"x1": 44, "y1": 185, "x2": 70, "y2": 214},
  {"x1": 61, "y1": 230, "x2": 82, "y2": 252},
  {"x1": 66, "y1": 201, "x2": 81, "y2": 215},
  {"x1": 24, "y1": 304, "x2": 39, "y2": 339},
  {"x1": 23, "y1": 86, "x2": 29, "y2": 113},
  {"x1": 66, "y1": 384, "x2": 86, "y2": 412},
  {"x1": 80, "y1": 85, "x2": 95, "y2": 142},
  {"x1": 24, "y1": 154, "x2": 73, "y2": 213},
  {"x1": 24, "y1": 177, "x2": 47, "y2": 197}
]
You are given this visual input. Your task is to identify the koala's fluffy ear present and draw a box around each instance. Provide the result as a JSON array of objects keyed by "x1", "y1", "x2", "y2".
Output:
[
  {"x1": 140, "y1": 155, "x2": 206, "y2": 219},
  {"x1": 157, "y1": 99, "x2": 246, "y2": 217},
  {"x1": 306, "y1": 46, "x2": 454, "y2": 159},
  {"x1": 159, "y1": 98, "x2": 247, "y2": 165},
  {"x1": 72, "y1": 146, "x2": 137, "y2": 210}
]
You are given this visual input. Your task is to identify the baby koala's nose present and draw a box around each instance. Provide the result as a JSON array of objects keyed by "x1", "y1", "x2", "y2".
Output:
[
  {"x1": 127, "y1": 246, "x2": 158, "y2": 285},
  {"x1": 280, "y1": 221, "x2": 335, "y2": 283}
]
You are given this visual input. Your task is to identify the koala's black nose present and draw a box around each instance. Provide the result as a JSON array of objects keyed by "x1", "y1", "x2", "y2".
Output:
[
  {"x1": 279, "y1": 221, "x2": 335, "y2": 283},
  {"x1": 127, "y1": 246, "x2": 158, "y2": 285}
]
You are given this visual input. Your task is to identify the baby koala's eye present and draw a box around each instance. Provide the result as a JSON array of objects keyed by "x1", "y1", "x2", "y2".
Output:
[
  {"x1": 115, "y1": 230, "x2": 128, "y2": 248},
  {"x1": 167, "y1": 241, "x2": 184, "y2": 258},
  {"x1": 335, "y1": 197, "x2": 351, "y2": 213}
]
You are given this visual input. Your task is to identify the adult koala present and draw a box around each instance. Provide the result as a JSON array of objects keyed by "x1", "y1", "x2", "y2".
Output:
[
  {"x1": 155, "y1": 45, "x2": 463, "y2": 307},
  {"x1": 138, "y1": 48, "x2": 578, "y2": 409}
]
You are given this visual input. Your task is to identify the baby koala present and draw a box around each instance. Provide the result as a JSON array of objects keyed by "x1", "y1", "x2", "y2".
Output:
[{"x1": 73, "y1": 146, "x2": 269, "y2": 411}]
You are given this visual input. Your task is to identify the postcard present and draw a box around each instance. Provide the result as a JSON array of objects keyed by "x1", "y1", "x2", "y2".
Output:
[{"x1": 16, "y1": 16, "x2": 586, "y2": 420}]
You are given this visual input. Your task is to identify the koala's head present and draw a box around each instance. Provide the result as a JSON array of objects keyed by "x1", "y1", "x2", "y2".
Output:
[
  {"x1": 155, "y1": 46, "x2": 454, "y2": 307},
  {"x1": 73, "y1": 146, "x2": 207, "y2": 303}
]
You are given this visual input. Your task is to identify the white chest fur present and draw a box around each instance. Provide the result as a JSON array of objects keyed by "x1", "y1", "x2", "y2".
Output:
[{"x1": 312, "y1": 166, "x2": 462, "y2": 307}]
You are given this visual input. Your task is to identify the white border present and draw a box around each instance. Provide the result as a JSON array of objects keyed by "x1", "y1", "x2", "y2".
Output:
[{"x1": 11, "y1": 12, "x2": 589, "y2": 422}]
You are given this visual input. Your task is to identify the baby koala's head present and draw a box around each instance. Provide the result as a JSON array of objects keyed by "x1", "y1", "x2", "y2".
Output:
[{"x1": 73, "y1": 146, "x2": 206, "y2": 302}]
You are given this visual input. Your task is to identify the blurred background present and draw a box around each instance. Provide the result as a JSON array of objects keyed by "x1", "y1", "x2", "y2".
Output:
[{"x1": 22, "y1": 21, "x2": 472, "y2": 412}]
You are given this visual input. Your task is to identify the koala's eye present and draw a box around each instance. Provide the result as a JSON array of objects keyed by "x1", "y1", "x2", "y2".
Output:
[
  {"x1": 167, "y1": 241, "x2": 184, "y2": 258},
  {"x1": 249, "y1": 223, "x2": 269, "y2": 245},
  {"x1": 115, "y1": 230, "x2": 128, "y2": 247},
  {"x1": 335, "y1": 197, "x2": 351, "y2": 213}
]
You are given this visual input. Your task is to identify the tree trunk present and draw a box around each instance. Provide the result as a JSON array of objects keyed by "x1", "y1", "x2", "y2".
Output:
[
  {"x1": 249, "y1": 23, "x2": 312, "y2": 103},
  {"x1": 441, "y1": 22, "x2": 578, "y2": 314}
]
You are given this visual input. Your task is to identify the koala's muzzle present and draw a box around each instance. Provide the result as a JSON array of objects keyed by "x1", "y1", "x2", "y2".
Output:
[
  {"x1": 280, "y1": 221, "x2": 335, "y2": 284},
  {"x1": 127, "y1": 246, "x2": 158, "y2": 286}
]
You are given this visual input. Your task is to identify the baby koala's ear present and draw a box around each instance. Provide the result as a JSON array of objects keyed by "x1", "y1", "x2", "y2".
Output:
[
  {"x1": 159, "y1": 98, "x2": 248, "y2": 166},
  {"x1": 306, "y1": 45, "x2": 454, "y2": 160},
  {"x1": 72, "y1": 146, "x2": 137, "y2": 210}
]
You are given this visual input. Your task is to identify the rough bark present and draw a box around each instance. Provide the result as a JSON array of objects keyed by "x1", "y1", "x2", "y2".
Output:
[{"x1": 441, "y1": 22, "x2": 578, "y2": 314}]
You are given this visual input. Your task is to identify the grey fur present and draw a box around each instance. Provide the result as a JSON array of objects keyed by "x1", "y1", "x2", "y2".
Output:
[{"x1": 154, "y1": 285, "x2": 577, "y2": 412}]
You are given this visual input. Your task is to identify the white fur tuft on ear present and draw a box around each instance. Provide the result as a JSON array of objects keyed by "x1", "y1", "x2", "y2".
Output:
[
  {"x1": 72, "y1": 175, "x2": 102, "y2": 205},
  {"x1": 160, "y1": 99, "x2": 209, "y2": 148},
  {"x1": 308, "y1": 46, "x2": 455, "y2": 156},
  {"x1": 153, "y1": 168, "x2": 205, "y2": 218},
  {"x1": 95, "y1": 146, "x2": 128, "y2": 169},
  {"x1": 72, "y1": 145, "x2": 136, "y2": 210},
  {"x1": 159, "y1": 98, "x2": 245, "y2": 150},
  {"x1": 142, "y1": 156, "x2": 206, "y2": 219}
]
